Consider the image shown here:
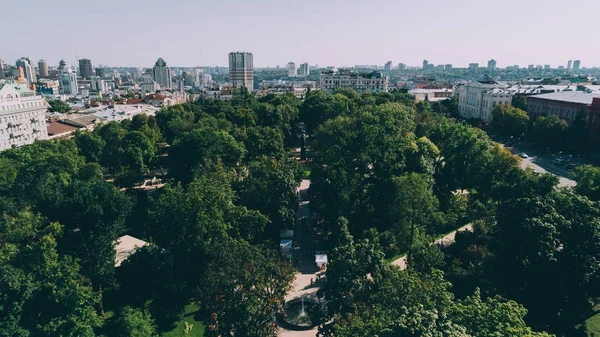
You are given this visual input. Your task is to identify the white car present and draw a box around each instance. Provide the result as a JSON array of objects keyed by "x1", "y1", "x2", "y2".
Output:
[{"x1": 519, "y1": 153, "x2": 529, "y2": 158}]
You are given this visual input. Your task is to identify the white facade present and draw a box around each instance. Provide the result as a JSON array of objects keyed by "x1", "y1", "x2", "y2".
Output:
[
  {"x1": 141, "y1": 81, "x2": 160, "y2": 94},
  {"x1": 0, "y1": 82, "x2": 49, "y2": 151},
  {"x1": 457, "y1": 81, "x2": 513, "y2": 122},
  {"x1": 287, "y1": 62, "x2": 297, "y2": 77},
  {"x1": 320, "y1": 70, "x2": 389, "y2": 94},
  {"x1": 90, "y1": 76, "x2": 105, "y2": 93},
  {"x1": 60, "y1": 69, "x2": 78, "y2": 95},
  {"x1": 228, "y1": 52, "x2": 253, "y2": 91},
  {"x1": 153, "y1": 58, "x2": 172, "y2": 89},
  {"x1": 298, "y1": 62, "x2": 310, "y2": 76}
]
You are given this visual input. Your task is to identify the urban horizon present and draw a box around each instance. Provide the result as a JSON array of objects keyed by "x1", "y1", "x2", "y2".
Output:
[{"x1": 2, "y1": 55, "x2": 599, "y2": 71}]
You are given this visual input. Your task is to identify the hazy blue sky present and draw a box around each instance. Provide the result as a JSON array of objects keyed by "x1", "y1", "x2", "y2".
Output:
[{"x1": 3, "y1": 0, "x2": 599, "y2": 68}]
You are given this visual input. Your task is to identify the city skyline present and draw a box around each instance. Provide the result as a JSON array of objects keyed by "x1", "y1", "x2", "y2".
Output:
[{"x1": 2, "y1": 0, "x2": 599, "y2": 68}]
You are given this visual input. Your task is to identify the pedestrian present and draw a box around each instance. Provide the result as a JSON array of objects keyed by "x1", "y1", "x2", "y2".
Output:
[{"x1": 310, "y1": 278, "x2": 313, "y2": 285}]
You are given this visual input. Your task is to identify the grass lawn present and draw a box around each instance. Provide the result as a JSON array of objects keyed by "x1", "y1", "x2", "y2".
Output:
[
  {"x1": 583, "y1": 305, "x2": 600, "y2": 336},
  {"x1": 301, "y1": 164, "x2": 312, "y2": 179},
  {"x1": 161, "y1": 303, "x2": 205, "y2": 337}
]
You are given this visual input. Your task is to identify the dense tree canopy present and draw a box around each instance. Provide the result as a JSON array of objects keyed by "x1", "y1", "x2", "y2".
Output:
[{"x1": 1, "y1": 87, "x2": 599, "y2": 337}]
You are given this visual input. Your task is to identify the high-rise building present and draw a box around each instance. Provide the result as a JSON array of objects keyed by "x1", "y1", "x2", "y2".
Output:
[
  {"x1": 567, "y1": 60, "x2": 573, "y2": 72},
  {"x1": 0, "y1": 59, "x2": 5, "y2": 79},
  {"x1": 78, "y1": 58, "x2": 93, "y2": 79},
  {"x1": 228, "y1": 52, "x2": 254, "y2": 91},
  {"x1": 487, "y1": 59, "x2": 497, "y2": 72},
  {"x1": 544, "y1": 65, "x2": 551, "y2": 70},
  {"x1": 0, "y1": 81, "x2": 48, "y2": 150},
  {"x1": 60, "y1": 69, "x2": 78, "y2": 95},
  {"x1": 422, "y1": 60, "x2": 429, "y2": 70},
  {"x1": 90, "y1": 76, "x2": 105, "y2": 93},
  {"x1": 445, "y1": 64, "x2": 453, "y2": 71},
  {"x1": 58, "y1": 59, "x2": 66, "y2": 71},
  {"x1": 16, "y1": 57, "x2": 36, "y2": 84},
  {"x1": 287, "y1": 62, "x2": 297, "y2": 77},
  {"x1": 468, "y1": 63, "x2": 479, "y2": 72},
  {"x1": 153, "y1": 58, "x2": 172, "y2": 89},
  {"x1": 573, "y1": 60, "x2": 581, "y2": 72},
  {"x1": 384, "y1": 61, "x2": 392, "y2": 72},
  {"x1": 95, "y1": 67, "x2": 106, "y2": 78},
  {"x1": 298, "y1": 62, "x2": 310, "y2": 76},
  {"x1": 38, "y1": 60, "x2": 48, "y2": 77}
]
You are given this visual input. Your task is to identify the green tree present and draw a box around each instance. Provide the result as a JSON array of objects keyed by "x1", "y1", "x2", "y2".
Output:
[
  {"x1": 236, "y1": 155, "x2": 301, "y2": 241},
  {"x1": 57, "y1": 178, "x2": 132, "y2": 312},
  {"x1": 204, "y1": 240, "x2": 293, "y2": 337},
  {"x1": 47, "y1": 99, "x2": 71, "y2": 113},
  {"x1": 389, "y1": 173, "x2": 443, "y2": 252},
  {"x1": 512, "y1": 94, "x2": 528, "y2": 111},
  {"x1": 572, "y1": 164, "x2": 600, "y2": 201},
  {"x1": 113, "y1": 306, "x2": 159, "y2": 337},
  {"x1": 300, "y1": 90, "x2": 350, "y2": 132},
  {"x1": 75, "y1": 130, "x2": 105, "y2": 163},
  {"x1": 532, "y1": 115, "x2": 568, "y2": 150},
  {"x1": 449, "y1": 289, "x2": 553, "y2": 337},
  {"x1": 0, "y1": 211, "x2": 100, "y2": 337},
  {"x1": 319, "y1": 217, "x2": 385, "y2": 330},
  {"x1": 492, "y1": 104, "x2": 529, "y2": 136},
  {"x1": 169, "y1": 127, "x2": 245, "y2": 183}
]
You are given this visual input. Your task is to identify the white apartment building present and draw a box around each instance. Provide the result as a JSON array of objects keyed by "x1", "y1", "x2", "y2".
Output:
[
  {"x1": 457, "y1": 81, "x2": 513, "y2": 122},
  {"x1": 287, "y1": 62, "x2": 297, "y2": 77},
  {"x1": 320, "y1": 70, "x2": 389, "y2": 94},
  {"x1": 60, "y1": 69, "x2": 78, "y2": 95},
  {"x1": 141, "y1": 81, "x2": 160, "y2": 94},
  {"x1": 0, "y1": 81, "x2": 49, "y2": 150},
  {"x1": 298, "y1": 62, "x2": 310, "y2": 77},
  {"x1": 90, "y1": 76, "x2": 106, "y2": 93}
]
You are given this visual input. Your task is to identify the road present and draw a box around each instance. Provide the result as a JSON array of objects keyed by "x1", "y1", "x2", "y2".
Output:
[{"x1": 518, "y1": 154, "x2": 576, "y2": 187}]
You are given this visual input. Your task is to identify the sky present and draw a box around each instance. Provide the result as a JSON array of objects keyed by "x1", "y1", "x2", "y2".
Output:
[{"x1": 2, "y1": 0, "x2": 599, "y2": 69}]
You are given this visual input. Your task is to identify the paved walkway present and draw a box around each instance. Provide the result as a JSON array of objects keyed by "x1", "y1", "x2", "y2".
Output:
[
  {"x1": 391, "y1": 224, "x2": 473, "y2": 269},
  {"x1": 278, "y1": 179, "x2": 322, "y2": 337}
]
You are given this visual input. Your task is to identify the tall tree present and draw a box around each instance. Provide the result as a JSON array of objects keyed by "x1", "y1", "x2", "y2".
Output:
[
  {"x1": 204, "y1": 240, "x2": 293, "y2": 337},
  {"x1": 0, "y1": 211, "x2": 100, "y2": 337}
]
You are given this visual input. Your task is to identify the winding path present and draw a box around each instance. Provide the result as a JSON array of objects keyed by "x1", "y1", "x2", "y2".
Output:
[{"x1": 391, "y1": 224, "x2": 473, "y2": 269}]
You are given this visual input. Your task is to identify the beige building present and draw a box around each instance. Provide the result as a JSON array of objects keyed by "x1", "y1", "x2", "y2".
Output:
[
  {"x1": 0, "y1": 81, "x2": 49, "y2": 150},
  {"x1": 409, "y1": 88, "x2": 453, "y2": 102},
  {"x1": 320, "y1": 70, "x2": 388, "y2": 94},
  {"x1": 457, "y1": 81, "x2": 513, "y2": 122}
]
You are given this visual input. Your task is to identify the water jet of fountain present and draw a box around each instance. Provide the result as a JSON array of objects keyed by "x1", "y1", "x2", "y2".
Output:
[{"x1": 299, "y1": 298, "x2": 306, "y2": 317}]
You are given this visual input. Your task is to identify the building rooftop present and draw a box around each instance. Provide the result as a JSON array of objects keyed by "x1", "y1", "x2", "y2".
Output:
[
  {"x1": 47, "y1": 121, "x2": 79, "y2": 136},
  {"x1": 530, "y1": 91, "x2": 600, "y2": 105},
  {"x1": 115, "y1": 235, "x2": 149, "y2": 267}
]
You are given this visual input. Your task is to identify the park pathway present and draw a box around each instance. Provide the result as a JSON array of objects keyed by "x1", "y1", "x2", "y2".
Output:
[
  {"x1": 278, "y1": 165, "x2": 323, "y2": 336},
  {"x1": 391, "y1": 224, "x2": 473, "y2": 269}
]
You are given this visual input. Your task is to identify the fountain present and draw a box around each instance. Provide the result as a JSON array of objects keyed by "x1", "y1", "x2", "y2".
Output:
[{"x1": 279, "y1": 297, "x2": 320, "y2": 330}]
